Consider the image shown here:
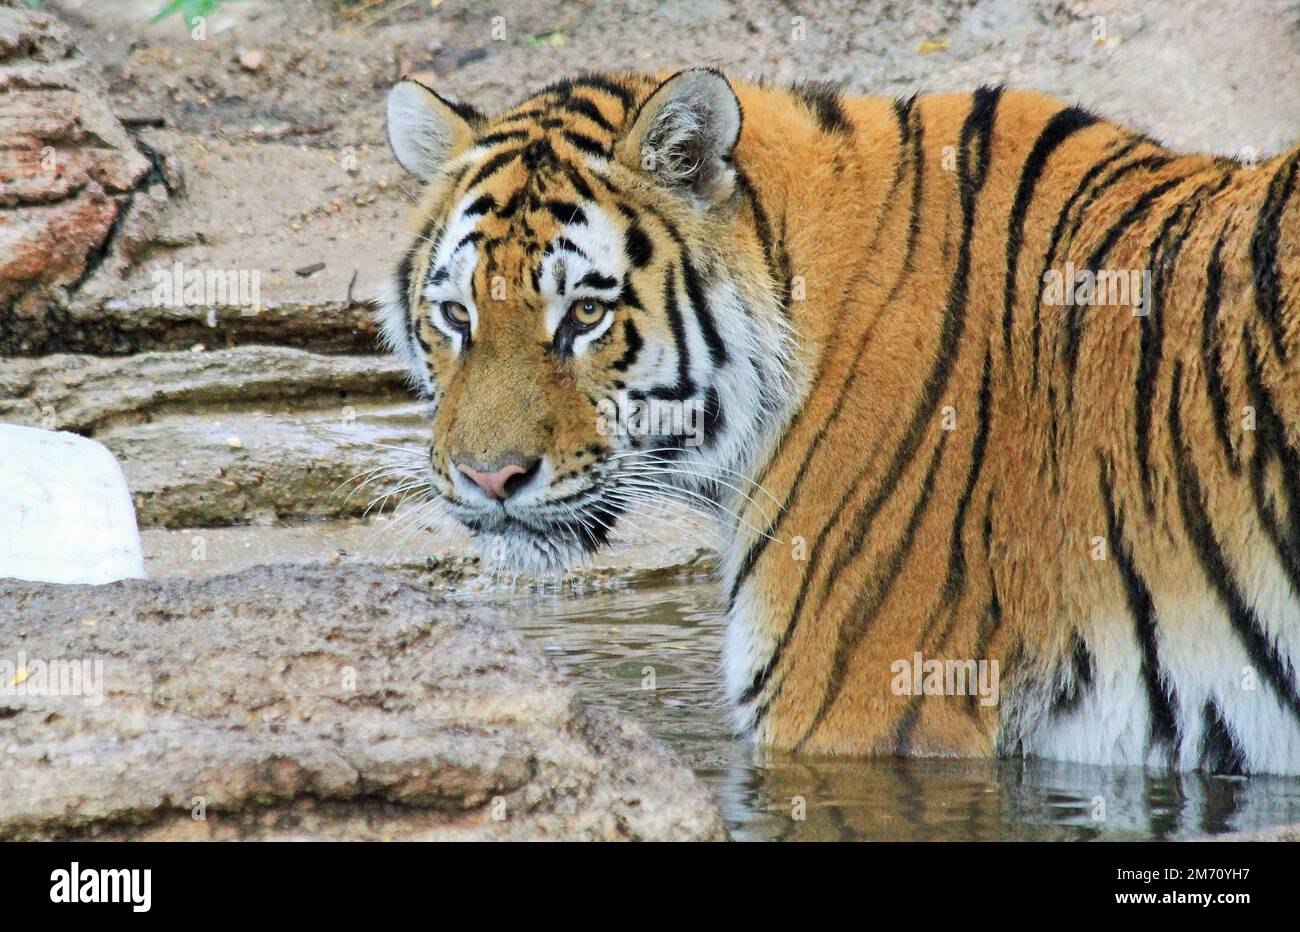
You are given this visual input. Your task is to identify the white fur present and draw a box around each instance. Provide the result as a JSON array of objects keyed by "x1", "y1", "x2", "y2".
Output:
[
  {"x1": 638, "y1": 70, "x2": 741, "y2": 205},
  {"x1": 387, "y1": 81, "x2": 458, "y2": 179},
  {"x1": 1007, "y1": 546, "x2": 1300, "y2": 775},
  {"x1": 420, "y1": 196, "x2": 486, "y2": 351}
]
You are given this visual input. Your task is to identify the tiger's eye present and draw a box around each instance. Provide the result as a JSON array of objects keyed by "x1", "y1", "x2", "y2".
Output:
[
  {"x1": 440, "y1": 301, "x2": 470, "y2": 329},
  {"x1": 568, "y1": 298, "x2": 608, "y2": 329}
]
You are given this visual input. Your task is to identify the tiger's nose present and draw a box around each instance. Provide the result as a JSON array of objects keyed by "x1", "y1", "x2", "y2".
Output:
[{"x1": 454, "y1": 458, "x2": 540, "y2": 500}]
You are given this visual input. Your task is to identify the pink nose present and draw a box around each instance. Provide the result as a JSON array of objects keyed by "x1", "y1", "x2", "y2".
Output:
[{"x1": 455, "y1": 461, "x2": 533, "y2": 500}]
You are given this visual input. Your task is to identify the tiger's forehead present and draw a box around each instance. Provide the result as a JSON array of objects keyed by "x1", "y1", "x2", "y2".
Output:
[
  {"x1": 420, "y1": 78, "x2": 655, "y2": 301},
  {"x1": 424, "y1": 181, "x2": 626, "y2": 302}
]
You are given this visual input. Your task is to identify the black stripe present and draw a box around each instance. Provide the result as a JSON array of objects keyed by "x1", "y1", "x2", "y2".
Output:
[
  {"x1": 1135, "y1": 175, "x2": 1225, "y2": 509},
  {"x1": 942, "y1": 347, "x2": 993, "y2": 602},
  {"x1": 702, "y1": 385, "x2": 725, "y2": 448},
  {"x1": 790, "y1": 80, "x2": 852, "y2": 134},
  {"x1": 1199, "y1": 701, "x2": 1247, "y2": 775},
  {"x1": 474, "y1": 129, "x2": 530, "y2": 148},
  {"x1": 891, "y1": 699, "x2": 926, "y2": 757},
  {"x1": 917, "y1": 349, "x2": 1000, "y2": 652},
  {"x1": 1058, "y1": 154, "x2": 1173, "y2": 261},
  {"x1": 610, "y1": 319, "x2": 642, "y2": 372},
  {"x1": 733, "y1": 167, "x2": 789, "y2": 318},
  {"x1": 464, "y1": 148, "x2": 519, "y2": 190},
  {"x1": 792, "y1": 434, "x2": 949, "y2": 750},
  {"x1": 1061, "y1": 173, "x2": 1189, "y2": 404},
  {"x1": 859, "y1": 96, "x2": 914, "y2": 255},
  {"x1": 1169, "y1": 361, "x2": 1300, "y2": 728},
  {"x1": 654, "y1": 266, "x2": 695, "y2": 400},
  {"x1": 494, "y1": 107, "x2": 548, "y2": 126},
  {"x1": 462, "y1": 193, "x2": 496, "y2": 217},
  {"x1": 619, "y1": 273, "x2": 643, "y2": 310},
  {"x1": 559, "y1": 97, "x2": 617, "y2": 133},
  {"x1": 563, "y1": 129, "x2": 612, "y2": 159},
  {"x1": 539, "y1": 73, "x2": 637, "y2": 111},
  {"x1": 563, "y1": 163, "x2": 595, "y2": 201},
  {"x1": 575, "y1": 270, "x2": 618, "y2": 290},
  {"x1": 519, "y1": 137, "x2": 559, "y2": 171},
  {"x1": 395, "y1": 246, "x2": 416, "y2": 354},
  {"x1": 1249, "y1": 150, "x2": 1299, "y2": 360},
  {"x1": 829, "y1": 87, "x2": 1001, "y2": 574},
  {"x1": 1201, "y1": 220, "x2": 1238, "y2": 471},
  {"x1": 494, "y1": 189, "x2": 524, "y2": 219},
  {"x1": 972, "y1": 504, "x2": 1004, "y2": 664},
  {"x1": 1050, "y1": 632, "x2": 1095, "y2": 716},
  {"x1": 541, "y1": 199, "x2": 587, "y2": 225},
  {"x1": 1002, "y1": 105, "x2": 1098, "y2": 353},
  {"x1": 1241, "y1": 328, "x2": 1300, "y2": 618},
  {"x1": 1098, "y1": 454, "x2": 1180, "y2": 750},
  {"x1": 624, "y1": 221, "x2": 653, "y2": 268},
  {"x1": 881, "y1": 101, "x2": 926, "y2": 307},
  {"x1": 679, "y1": 250, "x2": 729, "y2": 367},
  {"x1": 548, "y1": 237, "x2": 588, "y2": 260},
  {"x1": 450, "y1": 230, "x2": 482, "y2": 255}
]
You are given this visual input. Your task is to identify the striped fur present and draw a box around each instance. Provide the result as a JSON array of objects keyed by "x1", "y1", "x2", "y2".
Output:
[{"x1": 382, "y1": 70, "x2": 1300, "y2": 775}]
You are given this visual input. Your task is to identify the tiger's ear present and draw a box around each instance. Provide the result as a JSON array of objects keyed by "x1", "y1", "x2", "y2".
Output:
[
  {"x1": 386, "y1": 78, "x2": 481, "y2": 180},
  {"x1": 617, "y1": 69, "x2": 741, "y2": 207}
]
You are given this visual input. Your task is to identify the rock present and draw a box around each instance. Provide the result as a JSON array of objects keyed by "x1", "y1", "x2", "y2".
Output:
[
  {"x1": 48, "y1": 129, "x2": 406, "y2": 356},
  {"x1": 102, "y1": 401, "x2": 429, "y2": 528},
  {"x1": 0, "y1": 424, "x2": 145, "y2": 584},
  {"x1": 0, "y1": 348, "x2": 420, "y2": 526},
  {"x1": 236, "y1": 47, "x2": 265, "y2": 73},
  {"x1": 0, "y1": 565, "x2": 727, "y2": 841},
  {"x1": 0, "y1": 346, "x2": 409, "y2": 434},
  {"x1": 0, "y1": 1, "x2": 156, "y2": 347}
]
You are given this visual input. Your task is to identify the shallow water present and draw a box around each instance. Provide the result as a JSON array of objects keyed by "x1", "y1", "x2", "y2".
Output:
[{"x1": 460, "y1": 579, "x2": 1300, "y2": 842}]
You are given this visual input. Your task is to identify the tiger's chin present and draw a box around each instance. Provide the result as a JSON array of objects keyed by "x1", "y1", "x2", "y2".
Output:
[{"x1": 456, "y1": 503, "x2": 623, "y2": 577}]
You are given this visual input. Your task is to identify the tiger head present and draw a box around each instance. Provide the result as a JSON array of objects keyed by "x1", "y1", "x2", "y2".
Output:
[{"x1": 380, "y1": 70, "x2": 796, "y2": 572}]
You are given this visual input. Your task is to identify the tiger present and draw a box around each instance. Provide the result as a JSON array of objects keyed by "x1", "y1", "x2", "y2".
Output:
[{"x1": 379, "y1": 68, "x2": 1300, "y2": 776}]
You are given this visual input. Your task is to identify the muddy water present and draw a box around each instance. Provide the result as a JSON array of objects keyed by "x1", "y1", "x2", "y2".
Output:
[{"x1": 143, "y1": 526, "x2": 1300, "y2": 841}]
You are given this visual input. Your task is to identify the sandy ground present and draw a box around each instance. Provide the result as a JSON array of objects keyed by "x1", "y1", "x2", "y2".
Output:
[{"x1": 55, "y1": 0, "x2": 1300, "y2": 151}]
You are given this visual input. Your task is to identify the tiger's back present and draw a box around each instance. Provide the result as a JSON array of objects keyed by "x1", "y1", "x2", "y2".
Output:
[{"x1": 727, "y1": 83, "x2": 1300, "y2": 774}]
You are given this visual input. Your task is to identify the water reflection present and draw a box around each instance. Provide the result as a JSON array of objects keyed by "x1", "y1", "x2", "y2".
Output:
[
  {"x1": 712, "y1": 753, "x2": 1300, "y2": 841},
  {"x1": 455, "y1": 578, "x2": 1300, "y2": 841}
]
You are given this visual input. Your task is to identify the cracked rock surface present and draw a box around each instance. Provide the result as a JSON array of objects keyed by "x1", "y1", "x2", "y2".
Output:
[{"x1": 0, "y1": 564, "x2": 727, "y2": 840}]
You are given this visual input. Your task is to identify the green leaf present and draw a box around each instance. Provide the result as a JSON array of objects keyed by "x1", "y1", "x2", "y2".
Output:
[{"x1": 149, "y1": 0, "x2": 188, "y2": 23}]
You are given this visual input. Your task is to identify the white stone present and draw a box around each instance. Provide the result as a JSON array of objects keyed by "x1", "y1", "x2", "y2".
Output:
[{"x1": 0, "y1": 424, "x2": 145, "y2": 584}]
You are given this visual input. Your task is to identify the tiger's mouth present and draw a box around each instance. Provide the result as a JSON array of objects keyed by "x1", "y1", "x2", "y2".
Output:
[
  {"x1": 428, "y1": 448, "x2": 703, "y2": 574},
  {"x1": 450, "y1": 487, "x2": 628, "y2": 573}
]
